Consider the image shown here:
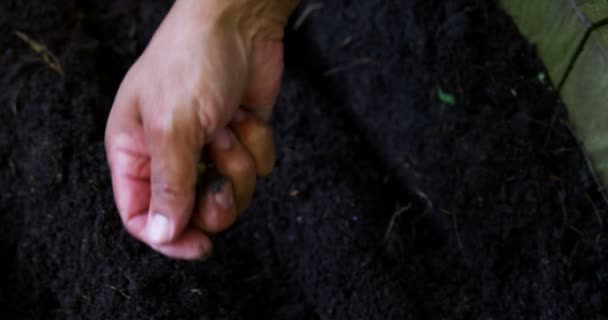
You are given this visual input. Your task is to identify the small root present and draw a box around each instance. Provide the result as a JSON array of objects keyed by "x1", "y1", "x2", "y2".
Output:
[
  {"x1": 293, "y1": 2, "x2": 325, "y2": 30},
  {"x1": 441, "y1": 209, "x2": 464, "y2": 253},
  {"x1": 383, "y1": 203, "x2": 412, "y2": 244},
  {"x1": 109, "y1": 285, "x2": 131, "y2": 300},
  {"x1": 323, "y1": 58, "x2": 373, "y2": 77},
  {"x1": 415, "y1": 188, "x2": 433, "y2": 211}
]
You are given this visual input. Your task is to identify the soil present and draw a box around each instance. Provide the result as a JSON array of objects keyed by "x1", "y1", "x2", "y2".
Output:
[{"x1": 1, "y1": 0, "x2": 607, "y2": 319}]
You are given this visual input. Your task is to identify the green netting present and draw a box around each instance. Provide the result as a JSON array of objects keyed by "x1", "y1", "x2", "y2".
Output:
[
  {"x1": 577, "y1": 0, "x2": 608, "y2": 24},
  {"x1": 502, "y1": 0, "x2": 608, "y2": 186},
  {"x1": 500, "y1": 0, "x2": 589, "y2": 83},
  {"x1": 562, "y1": 29, "x2": 608, "y2": 184}
]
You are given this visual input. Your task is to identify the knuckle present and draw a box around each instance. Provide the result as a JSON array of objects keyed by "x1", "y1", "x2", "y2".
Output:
[
  {"x1": 197, "y1": 107, "x2": 220, "y2": 136},
  {"x1": 147, "y1": 106, "x2": 208, "y2": 150},
  {"x1": 151, "y1": 181, "x2": 190, "y2": 202},
  {"x1": 240, "y1": 119, "x2": 274, "y2": 148},
  {"x1": 147, "y1": 113, "x2": 179, "y2": 140},
  {"x1": 229, "y1": 152, "x2": 256, "y2": 178},
  {"x1": 196, "y1": 92, "x2": 226, "y2": 136},
  {"x1": 104, "y1": 132, "x2": 131, "y2": 168},
  {"x1": 252, "y1": 122, "x2": 273, "y2": 141}
]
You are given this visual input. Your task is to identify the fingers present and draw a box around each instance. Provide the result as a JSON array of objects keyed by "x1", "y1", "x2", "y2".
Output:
[
  {"x1": 209, "y1": 128, "x2": 256, "y2": 212},
  {"x1": 106, "y1": 132, "x2": 151, "y2": 225},
  {"x1": 192, "y1": 114, "x2": 276, "y2": 234},
  {"x1": 125, "y1": 215, "x2": 213, "y2": 260},
  {"x1": 106, "y1": 37, "x2": 285, "y2": 260},
  {"x1": 106, "y1": 93, "x2": 209, "y2": 260},
  {"x1": 192, "y1": 128, "x2": 256, "y2": 233},
  {"x1": 242, "y1": 40, "x2": 284, "y2": 121},
  {"x1": 106, "y1": 85, "x2": 152, "y2": 230},
  {"x1": 231, "y1": 110, "x2": 276, "y2": 176},
  {"x1": 193, "y1": 174, "x2": 238, "y2": 234},
  {"x1": 153, "y1": 227, "x2": 213, "y2": 260},
  {"x1": 144, "y1": 106, "x2": 203, "y2": 245},
  {"x1": 237, "y1": 40, "x2": 282, "y2": 178}
]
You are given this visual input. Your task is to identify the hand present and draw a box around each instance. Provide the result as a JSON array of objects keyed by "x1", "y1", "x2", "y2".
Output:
[{"x1": 105, "y1": 0, "x2": 298, "y2": 260}]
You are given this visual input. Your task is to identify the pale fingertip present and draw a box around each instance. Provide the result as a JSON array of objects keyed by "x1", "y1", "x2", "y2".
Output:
[{"x1": 147, "y1": 212, "x2": 173, "y2": 244}]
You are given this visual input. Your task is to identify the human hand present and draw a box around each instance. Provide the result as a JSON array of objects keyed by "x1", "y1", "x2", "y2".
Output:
[{"x1": 105, "y1": 0, "x2": 298, "y2": 260}]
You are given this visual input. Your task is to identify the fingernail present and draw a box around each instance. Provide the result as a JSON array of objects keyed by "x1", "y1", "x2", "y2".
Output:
[
  {"x1": 233, "y1": 109, "x2": 247, "y2": 123},
  {"x1": 147, "y1": 212, "x2": 173, "y2": 244},
  {"x1": 215, "y1": 128, "x2": 232, "y2": 150},
  {"x1": 208, "y1": 175, "x2": 227, "y2": 194},
  {"x1": 214, "y1": 182, "x2": 234, "y2": 210}
]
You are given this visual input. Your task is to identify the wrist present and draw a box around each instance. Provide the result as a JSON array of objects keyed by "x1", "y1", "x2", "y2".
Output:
[{"x1": 174, "y1": 0, "x2": 299, "y2": 41}]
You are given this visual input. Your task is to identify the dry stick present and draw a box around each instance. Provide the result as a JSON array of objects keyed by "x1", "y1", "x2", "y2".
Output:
[
  {"x1": 383, "y1": 203, "x2": 412, "y2": 244},
  {"x1": 415, "y1": 189, "x2": 434, "y2": 211},
  {"x1": 441, "y1": 209, "x2": 464, "y2": 252},
  {"x1": 109, "y1": 285, "x2": 131, "y2": 299},
  {"x1": 323, "y1": 58, "x2": 373, "y2": 77},
  {"x1": 10, "y1": 79, "x2": 25, "y2": 115},
  {"x1": 542, "y1": 112, "x2": 559, "y2": 151},
  {"x1": 451, "y1": 211, "x2": 464, "y2": 253},
  {"x1": 337, "y1": 35, "x2": 353, "y2": 49},
  {"x1": 595, "y1": 233, "x2": 604, "y2": 246},
  {"x1": 293, "y1": 2, "x2": 325, "y2": 30},
  {"x1": 7, "y1": 159, "x2": 16, "y2": 177},
  {"x1": 15, "y1": 31, "x2": 64, "y2": 76}
]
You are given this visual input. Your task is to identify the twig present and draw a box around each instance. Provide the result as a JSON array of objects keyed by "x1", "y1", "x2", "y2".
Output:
[
  {"x1": 15, "y1": 31, "x2": 64, "y2": 76},
  {"x1": 383, "y1": 203, "x2": 412, "y2": 243},
  {"x1": 8, "y1": 158, "x2": 16, "y2": 177},
  {"x1": 10, "y1": 79, "x2": 25, "y2": 115},
  {"x1": 323, "y1": 58, "x2": 373, "y2": 77},
  {"x1": 415, "y1": 188, "x2": 433, "y2": 211},
  {"x1": 109, "y1": 285, "x2": 131, "y2": 299},
  {"x1": 441, "y1": 209, "x2": 464, "y2": 252},
  {"x1": 337, "y1": 35, "x2": 353, "y2": 49},
  {"x1": 452, "y1": 212, "x2": 463, "y2": 252},
  {"x1": 542, "y1": 112, "x2": 559, "y2": 151},
  {"x1": 293, "y1": 2, "x2": 325, "y2": 30}
]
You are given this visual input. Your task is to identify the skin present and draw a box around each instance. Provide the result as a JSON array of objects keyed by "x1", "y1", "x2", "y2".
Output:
[{"x1": 105, "y1": 0, "x2": 299, "y2": 260}]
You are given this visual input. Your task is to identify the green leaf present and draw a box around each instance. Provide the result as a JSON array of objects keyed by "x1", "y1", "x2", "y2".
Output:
[{"x1": 437, "y1": 87, "x2": 456, "y2": 106}]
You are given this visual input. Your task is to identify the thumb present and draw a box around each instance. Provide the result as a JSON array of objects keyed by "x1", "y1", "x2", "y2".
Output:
[{"x1": 145, "y1": 109, "x2": 202, "y2": 244}]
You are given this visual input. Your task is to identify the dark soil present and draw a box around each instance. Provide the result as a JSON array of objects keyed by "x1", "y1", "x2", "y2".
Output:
[{"x1": 1, "y1": 0, "x2": 607, "y2": 319}]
